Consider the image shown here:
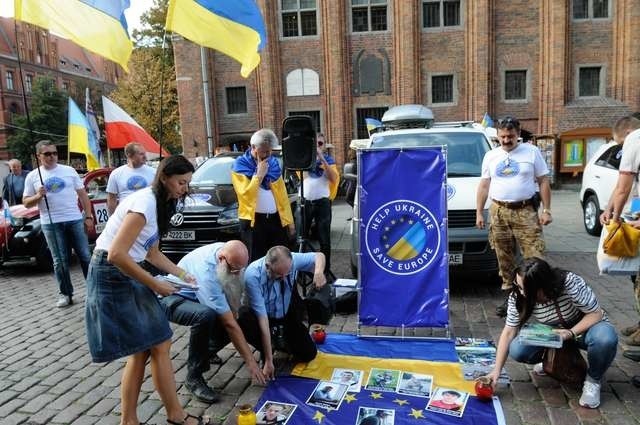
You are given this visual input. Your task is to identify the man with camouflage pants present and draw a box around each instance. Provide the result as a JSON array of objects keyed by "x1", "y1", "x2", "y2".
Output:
[{"x1": 475, "y1": 116, "x2": 552, "y2": 316}]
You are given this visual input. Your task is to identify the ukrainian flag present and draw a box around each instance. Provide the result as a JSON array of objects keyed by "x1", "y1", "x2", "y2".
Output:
[
  {"x1": 481, "y1": 112, "x2": 494, "y2": 128},
  {"x1": 68, "y1": 98, "x2": 100, "y2": 171},
  {"x1": 166, "y1": 0, "x2": 266, "y2": 78},
  {"x1": 365, "y1": 117, "x2": 383, "y2": 134},
  {"x1": 14, "y1": 0, "x2": 132, "y2": 72}
]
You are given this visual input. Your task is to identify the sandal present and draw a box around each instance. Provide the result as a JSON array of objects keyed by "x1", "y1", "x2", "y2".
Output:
[{"x1": 167, "y1": 413, "x2": 211, "y2": 425}]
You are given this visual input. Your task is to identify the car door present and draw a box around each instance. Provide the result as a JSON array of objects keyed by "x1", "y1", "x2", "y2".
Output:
[{"x1": 591, "y1": 144, "x2": 622, "y2": 210}]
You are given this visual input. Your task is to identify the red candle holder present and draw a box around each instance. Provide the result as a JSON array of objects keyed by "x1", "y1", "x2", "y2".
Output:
[
  {"x1": 474, "y1": 376, "x2": 494, "y2": 401},
  {"x1": 311, "y1": 327, "x2": 326, "y2": 344}
]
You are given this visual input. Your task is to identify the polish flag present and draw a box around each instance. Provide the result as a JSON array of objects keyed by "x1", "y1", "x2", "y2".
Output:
[{"x1": 102, "y1": 96, "x2": 169, "y2": 159}]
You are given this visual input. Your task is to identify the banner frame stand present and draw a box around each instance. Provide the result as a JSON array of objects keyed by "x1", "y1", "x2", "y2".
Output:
[{"x1": 355, "y1": 146, "x2": 451, "y2": 341}]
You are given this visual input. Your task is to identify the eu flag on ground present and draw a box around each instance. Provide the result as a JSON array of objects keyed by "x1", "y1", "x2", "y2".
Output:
[
  {"x1": 166, "y1": 0, "x2": 266, "y2": 78},
  {"x1": 14, "y1": 0, "x2": 132, "y2": 71},
  {"x1": 68, "y1": 98, "x2": 100, "y2": 171},
  {"x1": 365, "y1": 117, "x2": 382, "y2": 136},
  {"x1": 481, "y1": 112, "x2": 494, "y2": 128}
]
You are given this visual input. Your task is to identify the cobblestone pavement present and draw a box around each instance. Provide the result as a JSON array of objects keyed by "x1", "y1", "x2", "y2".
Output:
[{"x1": 2, "y1": 190, "x2": 640, "y2": 424}]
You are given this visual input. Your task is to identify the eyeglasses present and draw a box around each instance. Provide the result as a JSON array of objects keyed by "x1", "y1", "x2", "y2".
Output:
[
  {"x1": 496, "y1": 116, "x2": 520, "y2": 129},
  {"x1": 224, "y1": 258, "x2": 244, "y2": 274},
  {"x1": 40, "y1": 151, "x2": 58, "y2": 157}
]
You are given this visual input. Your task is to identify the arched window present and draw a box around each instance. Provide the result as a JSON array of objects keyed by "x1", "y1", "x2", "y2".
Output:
[{"x1": 286, "y1": 68, "x2": 319, "y2": 96}]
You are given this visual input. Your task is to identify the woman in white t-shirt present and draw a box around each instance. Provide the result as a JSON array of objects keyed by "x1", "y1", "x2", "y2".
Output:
[
  {"x1": 85, "y1": 155, "x2": 210, "y2": 425},
  {"x1": 484, "y1": 257, "x2": 617, "y2": 410}
]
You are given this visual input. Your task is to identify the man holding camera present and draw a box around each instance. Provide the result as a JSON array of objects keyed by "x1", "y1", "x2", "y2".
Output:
[
  {"x1": 297, "y1": 133, "x2": 339, "y2": 274},
  {"x1": 238, "y1": 245, "x2": 325, "y2": 378},
  {"x1": 231, "y1": 129, "x2": 295, "y2": 261}
]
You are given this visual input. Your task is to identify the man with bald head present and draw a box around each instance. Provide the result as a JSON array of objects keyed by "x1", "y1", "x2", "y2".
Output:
[
  {"x1": 3, "y1": 159, "x2": 28, "y2": 205},
  {"x1": 160, "y1": 240, "x2": 266, "y2": 403}
]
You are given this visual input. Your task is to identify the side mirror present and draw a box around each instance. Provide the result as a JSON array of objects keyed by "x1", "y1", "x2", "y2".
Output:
[{"x1": 343, "y1": 162, "x2": 357, "y2": 180}]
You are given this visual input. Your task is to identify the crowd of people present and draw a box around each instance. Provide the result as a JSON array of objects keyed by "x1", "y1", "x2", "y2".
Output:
[{"x1": 5, "y1": 113, "x2": 640, "y2": 421}]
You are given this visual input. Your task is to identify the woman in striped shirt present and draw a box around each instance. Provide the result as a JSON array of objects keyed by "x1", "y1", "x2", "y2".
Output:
[{"x1": 484, "y1": 257, "x2": 617, "y2": 409}]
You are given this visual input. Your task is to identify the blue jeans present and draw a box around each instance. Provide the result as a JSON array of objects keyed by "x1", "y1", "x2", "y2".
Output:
[
  {"x1": 42, "y1": 219, "x2": 90, "y2": 297},
  {"x1": 509, "y1": 321, "x2": 618, "y2": 381}
]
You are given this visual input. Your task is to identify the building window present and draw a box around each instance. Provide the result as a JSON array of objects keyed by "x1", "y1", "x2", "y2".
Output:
[
  {"x1": 423, "y1": 1, "x2": 461, "y2": 28},
  {"x1": 281, "y1": 0, "x2": 317, "y2": 37},
  {"x1": 573, "y1": 0, "x2": 609, "y2": 19},
  {"x1": 356, "y1": 107, "x2": 388, "y2": 139},
  {"x1": 352, "y1": 0, "x2": 387, "y2": 33},
  {"x1": 62, "y1": 81, "x2": 69, "y2": 92},
  {"x1": 431, "y1": 74, "x2": 454, "y2": 104},
  {"x1": 25, "y1": 74, "x2": 33, "y2": 93},
  {"x1": 505, "y1": 70, "x2": 527, "y2": 100},
  {"x1": 289, "y1": 110, "x2": 321, "y2": 133},
  {"x1": 225, "y1": 87, "x2": 247, "y2": 114},
  {"x1": 6, "y1": 71, "x2": 14, "y2": 90},
  {"x1": 578, "y1": 66, "x2": 602, "y2": 97},
  {"x1": 286, "y1": 68, "x2": 320, "y2": 96}
]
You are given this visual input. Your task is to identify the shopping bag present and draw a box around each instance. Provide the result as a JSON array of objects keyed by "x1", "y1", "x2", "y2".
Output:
[
  {"x1": 597, "y1": 224, "x2": 640, "y2": 275},
  {"x1": 603, "y1": 221, "x2": 640, "y2": 257},
  {"x1": 542, "y1": 341, "x2": 587, "y2": 385}
]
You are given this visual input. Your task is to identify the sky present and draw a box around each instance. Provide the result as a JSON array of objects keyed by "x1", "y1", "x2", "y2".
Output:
[{"x1": 0, "y1": 0, "x2": 155, "y2": 37}]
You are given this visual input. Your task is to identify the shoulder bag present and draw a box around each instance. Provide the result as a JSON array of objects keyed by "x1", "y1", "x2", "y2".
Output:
[{"x1": 542, "y1": 302, "x2": 587, "y2": 384}]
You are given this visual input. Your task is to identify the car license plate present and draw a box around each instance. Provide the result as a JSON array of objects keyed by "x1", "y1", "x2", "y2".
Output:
[
  {"x1": 165, "y1": 230, "x2": 195, "y2": 241},
  {"x1": 449, "y1": 253, "x2": 463, "y2": 265},
  {"x1": 92, "y1": 202, "x2": 109, "y2": 233}
]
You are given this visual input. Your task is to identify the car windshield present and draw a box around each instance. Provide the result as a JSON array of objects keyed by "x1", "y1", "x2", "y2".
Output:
[
  {"x1": 191, "y1": 156, "x2": 235, "y2": 184},
  {"x1": 370, "y1": 132, "x2": 490, "y2": 176}
]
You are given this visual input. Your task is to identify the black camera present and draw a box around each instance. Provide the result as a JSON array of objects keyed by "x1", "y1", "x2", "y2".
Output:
[{"x1": 270, "y1": 324, "x2": 287, "y2": 352}]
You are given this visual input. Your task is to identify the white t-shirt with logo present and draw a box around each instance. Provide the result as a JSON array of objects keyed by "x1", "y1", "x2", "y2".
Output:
[
  {"x1": 481, "y1": 143, "x2": 549, "y2": 202},
  {"x1": 106, "y1": 164, "x2": 156, "y2": 201},
  {"x1": 618, "y1": 129, "x2": 640, "y2": 210},
  {"x1": 23, "y1": 164, "x2": 84, "y2": 224},
  {"x1": 95, "y1": 187, "x2": 159, "y2": 262},
  {"x1": 301, "y1": 173, "x2": 330, "y2": 201}
]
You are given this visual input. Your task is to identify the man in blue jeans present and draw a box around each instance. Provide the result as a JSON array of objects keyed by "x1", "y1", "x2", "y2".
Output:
[
  {"x1": 160, "y1": 241, "x2": 266, "y2": 403},
  {"x1": 23, "y1": 140, "x2": 93, "y2": 308}
]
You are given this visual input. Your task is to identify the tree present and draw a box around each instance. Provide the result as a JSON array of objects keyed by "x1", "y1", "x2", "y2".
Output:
[
  {"x1": 7, "y1": 76, "x2": 67, "y2": 167},
  {"x1": 132, "y1": 0, "x2": 170, "y2": 50}
]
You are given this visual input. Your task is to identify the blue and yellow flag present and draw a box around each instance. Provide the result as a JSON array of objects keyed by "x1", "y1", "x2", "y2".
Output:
[
  {"x1": 14, "y1": 0, "x2": 132, "y2": 72},
  {"x1": 365, "y1": 117, "x2": 382, "y2": 135},
  {"x1": 481, "y1": 112, "x2": 494, "y2": 128},
  {"x1": 68, "y1": 97, "x2": 100, "y2": 171},
  {"x1": 359, "y1": 148, "x2": 448, "y2": 327},
  {"x1": 166, "y1": 0, "x2": 266, "y2": 78}
]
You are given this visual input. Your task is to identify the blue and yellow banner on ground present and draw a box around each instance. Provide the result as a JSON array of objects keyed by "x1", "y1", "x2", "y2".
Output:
[
  {"x1": 256, "y1": 334, "x2": 505, "y2": 424},
  {"x1": 358, "y1": 148, "x2": 448, "y2": 327}
]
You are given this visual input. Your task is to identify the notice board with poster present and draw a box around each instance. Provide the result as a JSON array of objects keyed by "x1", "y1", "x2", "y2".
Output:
[{"x1": 559, "y1": 128, "x2": 612, "y2": 174}]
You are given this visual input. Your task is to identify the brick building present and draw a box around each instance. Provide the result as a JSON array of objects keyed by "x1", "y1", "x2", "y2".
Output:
[
  {"x1": 173, "y1": 0, "x2": 640, "y2": 182},
  {"x1": 0, "y1": 17, "x2": 120, "y2": 161}
]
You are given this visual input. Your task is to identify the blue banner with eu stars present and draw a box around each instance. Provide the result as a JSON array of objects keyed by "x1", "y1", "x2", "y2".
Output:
[{"x1": 358, "y1": 147, "x2": 448, "y2": 327}]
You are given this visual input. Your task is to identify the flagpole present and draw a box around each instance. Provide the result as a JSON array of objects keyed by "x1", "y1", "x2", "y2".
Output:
[{"x1": 156, "y1": 31, "x2": 168, "y2": 160}]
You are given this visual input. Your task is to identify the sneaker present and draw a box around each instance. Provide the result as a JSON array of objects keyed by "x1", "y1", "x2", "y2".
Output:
[
  {"x1": 532, "y1": 362, "x2": 546, "y2": 376},
  {"x1": 621, "y1": 323, "x2": 640, "y2": 337},
  {"x1": 579, "y1": 376, "x2": 601, "y2": 408},
  {"x1": 56, "y1": 295, "x2": 72, "y2": 308},
  {"x1": 184, "y1": 374, "x2": 219, "y2": 404}
]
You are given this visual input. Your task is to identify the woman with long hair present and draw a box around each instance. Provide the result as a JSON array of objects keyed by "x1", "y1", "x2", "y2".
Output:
[
  {"x1": 484, "y1": 257, "x2": 617, "y2": 409},
  {"x1": 85, "y1": 155, "x2": 209, "y2": 425}
]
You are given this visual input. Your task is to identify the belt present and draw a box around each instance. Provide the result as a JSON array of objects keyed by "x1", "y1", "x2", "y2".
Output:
[
  {"x1": 492, "y1": 198, "x2": 534, "y2": 209},
  {"x1": 254, "y1": 212, "x2": 280, "y2": 219}
]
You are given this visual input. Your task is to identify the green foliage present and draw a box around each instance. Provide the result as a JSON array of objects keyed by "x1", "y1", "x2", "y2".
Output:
[
  {"x1": 132, "y1": 0, "x2": 170, "y2": 51},
  {"x1": 7, "y1": 76, "x2": 67, "y2": 167}
]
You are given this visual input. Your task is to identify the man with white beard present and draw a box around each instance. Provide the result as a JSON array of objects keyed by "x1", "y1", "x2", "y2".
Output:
[{"x1": 160, "y1": 240, "x2": 266, "y2": 404}]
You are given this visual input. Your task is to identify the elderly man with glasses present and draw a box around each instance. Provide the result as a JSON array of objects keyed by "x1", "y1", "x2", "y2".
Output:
[
  {"x1": 22, "y1": 140, "x2": 93, "y2": 308},
  {"x1": 159, "y1": 240, "x2": 266, "y2": 403},
  {"x1": 475, "y1": 117, "x2": 552, "y2": 317}
]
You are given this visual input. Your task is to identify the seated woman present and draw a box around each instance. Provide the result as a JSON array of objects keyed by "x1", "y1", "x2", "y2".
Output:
[{"x1": 485, "y1": 257, "x2": 617, "y2": 409}]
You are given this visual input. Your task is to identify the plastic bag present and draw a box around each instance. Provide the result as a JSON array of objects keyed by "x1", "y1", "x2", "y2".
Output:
[
  {"x1": 597, "y1": 224, "x2": 640, "y2": 275},
  {"x1": 603, "y1": 221, "x2": 640, "y2": 257}
]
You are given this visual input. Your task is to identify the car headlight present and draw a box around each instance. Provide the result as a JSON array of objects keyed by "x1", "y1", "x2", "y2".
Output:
[
  {"x1": 12, "y1": 217, "x2": 24, "y2": 227},
  {"x1": 217, "y1": 208, "x2": 239, "y2": 225}
]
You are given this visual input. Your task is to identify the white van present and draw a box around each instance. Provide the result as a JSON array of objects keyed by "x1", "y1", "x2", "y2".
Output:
[{"x1": 348, "y1": 105, "x2": 497, "y2": 279}]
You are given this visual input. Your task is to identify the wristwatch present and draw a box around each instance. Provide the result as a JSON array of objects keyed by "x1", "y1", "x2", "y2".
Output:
[
  {"x1": 84, "y1": 216, "x2": 94, "y2": 221},
  {"x1": 542, "y1": 208, "x2": 551, "y2": 215}
]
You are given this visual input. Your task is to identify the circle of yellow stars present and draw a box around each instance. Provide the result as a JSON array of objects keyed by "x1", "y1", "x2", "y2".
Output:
[
  {"x1": 382, "y1": 216, "x2": 414, "y2": 249},
  {"x1": 309, "y1": 392, "x2": 429, "y2": 423}
]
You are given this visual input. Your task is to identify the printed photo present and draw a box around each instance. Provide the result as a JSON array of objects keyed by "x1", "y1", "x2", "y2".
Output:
[
  {"x1": 426, "y1": 387, "x2": 469, "y2": 418},
  {"x1": 365, "y1": 368, "x2": 401, "y2": 392},
  {"x1": 396, "y1": 372, "x2": 433, "y2": 398},
  {"x1": 306, "y1": 380, "x2": 350, "y2": 410},
  {"x1": 255, "y1": 401, "x2": 297, "y2": 425},
  {"x1": 355, "y1": 406, "x2": 395, "y2": 425},
  {"x1": 330, "y1": 368, "x2": 364, "y2": 393}
]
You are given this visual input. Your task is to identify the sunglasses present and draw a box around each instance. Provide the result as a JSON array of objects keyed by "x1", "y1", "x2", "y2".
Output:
[
  {"x1": 496, "y1": 116, "x2": 520, "y2": 129},
  {"x1": 224, "y1": 258, "x2": 244, "y2": 274},
  {"x1": 40, "y1": 151, "x2": 58, "y2": 157},
  {"x1": 317, "y1": 140, "x2": 324, "y2": 147}
]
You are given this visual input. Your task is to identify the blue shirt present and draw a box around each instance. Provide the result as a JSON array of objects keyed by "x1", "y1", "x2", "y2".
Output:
[
  {"x1": 176, "y1": 243, "x2": 230, "y2": 315},
  {"x1": 244, "y1": 252, "x2": 317, "y2": 319}
]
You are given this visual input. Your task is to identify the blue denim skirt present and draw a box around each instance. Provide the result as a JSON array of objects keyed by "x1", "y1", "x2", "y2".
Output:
[{"x1": 85, "y1": 250, "x2": 172, "y2": 363}]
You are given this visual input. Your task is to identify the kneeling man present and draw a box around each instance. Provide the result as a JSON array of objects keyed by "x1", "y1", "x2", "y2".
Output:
[
  {"x1": 239, "y1": 245, "x2": 326, "y2": 379},
  {"x1": 160, "y1": 240, "x2": 265, "y2": 403}
]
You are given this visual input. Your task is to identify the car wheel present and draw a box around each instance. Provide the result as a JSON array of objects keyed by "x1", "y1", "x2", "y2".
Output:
[
  {"x1": 35, "y1": 241, "x2": 53, "y2": 272},
  {"x1": 583, "y1": 195, "x2": 602, "y2": 236}
]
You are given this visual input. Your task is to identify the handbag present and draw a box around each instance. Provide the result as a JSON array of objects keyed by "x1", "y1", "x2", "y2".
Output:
[
  {"x1": 597, "y1": 224, "x2": 640, "y2": 275},
  {"x1": 603, "y1": 221, "x2": 640, "y2": 257},
  {"x1": 542, "y1": 301, "x2": 587, "y2": 384}
]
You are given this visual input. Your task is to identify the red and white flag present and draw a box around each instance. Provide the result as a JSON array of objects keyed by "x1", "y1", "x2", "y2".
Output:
[{"x1": 102, "y1": 96, "x2": 169, "y2": 159}]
